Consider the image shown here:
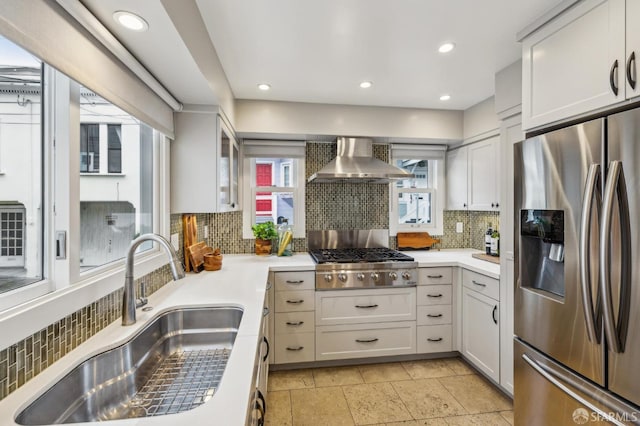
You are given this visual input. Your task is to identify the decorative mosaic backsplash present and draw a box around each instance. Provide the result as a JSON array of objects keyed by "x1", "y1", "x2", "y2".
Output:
[{"x1": 0, "y1": 265, "x2": 174, "y2": 401}]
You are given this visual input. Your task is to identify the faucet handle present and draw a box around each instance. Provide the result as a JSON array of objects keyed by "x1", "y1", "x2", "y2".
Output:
[{"x1": 136, "y1": 281, "x2": 148, "y2": 309}]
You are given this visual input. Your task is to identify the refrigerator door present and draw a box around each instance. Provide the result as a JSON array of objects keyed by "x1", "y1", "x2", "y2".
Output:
[
  {"x1": 606, "y1": 109, "x2": 640, "y2": 406},
  {"x1": 515, "y1": 119, "x2": 604, "y2": 385},
  {"x1": 515, "y1": 339, "x2": 637, "y2": 426}
]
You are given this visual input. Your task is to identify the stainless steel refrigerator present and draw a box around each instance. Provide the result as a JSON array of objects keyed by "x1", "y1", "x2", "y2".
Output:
[{"x1": 514, "y1": 108, "x2": 640, "y2": 425}]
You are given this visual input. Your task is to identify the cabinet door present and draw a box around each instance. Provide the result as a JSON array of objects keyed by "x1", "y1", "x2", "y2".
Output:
[
  {"x1": 446, "y1": 147, "x2": 468, "y2": 210},
  {"x1": 467, "y1": 137, "x2": 499, "y2": 211},
  {"x1": 522, "y1": 0, "x2": 625, "y2": 130},
  {"x1": 462, "y1": 287, "x2": 499, "y2": 382},
  {"x1": 626, "y1": 0, "x2": 640, "y2": 99}
]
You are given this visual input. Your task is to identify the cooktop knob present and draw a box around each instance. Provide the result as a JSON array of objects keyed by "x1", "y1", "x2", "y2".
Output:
[
  {"x1": 389, "y1": 272, "x2": 398, "y2": 280},
  {"x1": 371, "y1": 272, "x2": 380, "y2": 281},
  {"x1": 338, "y1": 273, "x2": 348, "y2": 282},
  {"x1": 356, "y1": 273, "x2": 365, "y2": 281},
  {"x1": 324, "y1": 274, "x2": 333, "y2": 282},
  {"x1": 401, "y1": 271, "x2": 412, "y2": 280}
]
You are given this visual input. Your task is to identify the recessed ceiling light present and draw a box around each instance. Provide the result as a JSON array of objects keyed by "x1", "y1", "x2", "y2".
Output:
[
  {"x1": 438, "y1": 42, "x2": 456, "y2": 53},
  {"x1": 440, "y1": 94, "x2": 451, "y2": 101},
  {"x1": 113, "y1": 11, "x2": 149, "y2": 32},
  {"x1": 257, "y1": 83, "x2": 271, "y2": 91},
  {"x1": 359, "y1": 81, "x2": 373, "y2": 89}
]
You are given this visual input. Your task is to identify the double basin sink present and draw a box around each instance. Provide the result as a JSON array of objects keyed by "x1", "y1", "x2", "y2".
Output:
[{"x1": 16, "y1": 306, "x2": 243, "y2": 425}]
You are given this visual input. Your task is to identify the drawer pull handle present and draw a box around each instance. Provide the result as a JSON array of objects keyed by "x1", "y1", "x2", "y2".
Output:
[
  {"x1": 355, "y1": 304, "x2": 379, "y2": 309},
  {"x1": 286, "y1": 280, "x2": 304, "y2": 284},
  {"x1": 427, "y1": 274, "x2": 443, "y2": 279},
  {"x1": 427, "y1": 294, "x2": 443, "y2": 298},
  {"x1": 427, "y1": 337, "x2": 443, "y2": 342},
  {"x1": 286, "y1": 321, "x2": 304, "y2": 326},
  {"x1": 286, "y1": 299, "x2": 304, "y2": 304},
  {"x1": 355, "y1": 338, "x2": 379, "y2": 343},
  {"x1": 286, "y1": 346, "x2": 304, "y2": 351},
  {"x1": 472, "y1": 280, "x2": 487, "y2": 287},
  {"x1": 266, "y1": 281, "x2": 273, "y2": 290},
  {"x1": 427, "y1": 313, "x2": 443, "y2": 318}
]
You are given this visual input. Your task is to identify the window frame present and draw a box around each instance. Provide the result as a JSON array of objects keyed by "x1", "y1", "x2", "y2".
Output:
[
  {"x1": 241, "y1": 141, "x2": 306, "y2": 239},
  {"x1": 0, "y1": 66, "x2": 172, "y2": 349},
  {"x1": 107, "y1": 123, "x2": 122, "y2": 174},
  {"x1": 389, "y1": 145, "x2": 446, "y2": 236}
]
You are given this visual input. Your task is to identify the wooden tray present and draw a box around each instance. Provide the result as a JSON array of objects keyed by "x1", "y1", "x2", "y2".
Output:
[
  {"x1": 397, "y1": 232, "x2": 440, "y2": 250},
  {"x1": 472, "y1": 253, "x2": 500, "y2": 264}
]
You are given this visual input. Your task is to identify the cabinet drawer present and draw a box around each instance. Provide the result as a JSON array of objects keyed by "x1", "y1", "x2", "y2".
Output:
[
  {"x1": 274, "y1": 271, "x2": 315, "y2": 291},
  {"x1": 274, "y1": 311, "x2": 315, "y2": 334},
  {"x1": 417, "y1": 285, "x2": 452, "y2": 306},
  {"x1": 275, "y1": 290, "x2": 315, "y2": 312},
  {"x1": 462, "y1": 269, "x2": 499, "y2": 300},
  {"x1": 274, "y1": 332, "x2": 315, "y2": 364},
  {"x1": 417, "y1": 305, "x2": 452, "y2": 326},
  {"x1": 316, "y1": 321, "x2": 416, "y2": 361},
  {"x1": 417, "y1": 325, "x2": 453, "y2": 353},
  {"x1": 418, "y1": 267, "x2": 453, "y2": 285},
  {"x1": 315, "y1": 288, "x2": 416, "y2": 326}
]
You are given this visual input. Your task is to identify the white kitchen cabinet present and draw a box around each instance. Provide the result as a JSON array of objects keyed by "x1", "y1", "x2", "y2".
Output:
[
  {"x1": 462, "y1": 283, "x2": 500, "y2": 383},
  {"x1": 626, "y1": 0, "x2": 640, "y2": 100},
  {"x1": 522, "y1": 0, "x2": 626, "y2": 130},
  {"x1": 416, "y1": 267, "x2": 454, "y2": 354},
  {"x1": 467, "y1": 137, "x2": 500, "y2": 210},
  {"x1": 171, "y1": 110, "x2": 240, "y2": 213},
  {"x1": 446, "y1": 147, "x2": 468, "y2": 210},
  {"x1": 446, "y1": 137, "x2": 500, "y2": 212},
  {"x1": 273, "y1": 270, "x2": 316, "y2": 364}
]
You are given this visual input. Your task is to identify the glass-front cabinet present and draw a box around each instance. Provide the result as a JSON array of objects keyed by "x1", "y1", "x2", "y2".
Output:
[
  {"x1": 170, "y1": 109, "x2": 241, "y2": 213},
  {"x1": 218, "y1": 117, "x2": 240, "y2": 211}
]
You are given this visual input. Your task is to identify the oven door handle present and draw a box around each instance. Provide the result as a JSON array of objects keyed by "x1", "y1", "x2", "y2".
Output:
[{"x1": 579, "y1": 163, "x2": 601, "y2": 343}]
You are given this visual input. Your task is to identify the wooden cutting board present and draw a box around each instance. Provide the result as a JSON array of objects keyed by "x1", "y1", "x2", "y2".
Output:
[
  {"x1": 397, "y1": 232, "x2": 440, "y2": 250},
  {"x1": 471, "y1": 253, "x2": 500, "y2": 264},
  {"x1": 182, "y1": 214, "x2": 198, "y2": 272},
  {"x1": 187, "y1": 242, "x2": 213, "y2": 273}
]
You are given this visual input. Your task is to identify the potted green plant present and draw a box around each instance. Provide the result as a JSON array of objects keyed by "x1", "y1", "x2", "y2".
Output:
[{"x1": 251, "y1": 221, "x2": 277, "y2": 255}]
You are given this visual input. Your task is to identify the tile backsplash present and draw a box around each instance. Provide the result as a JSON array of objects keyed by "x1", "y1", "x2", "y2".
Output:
[{"x1": 0, "y1": 140, "x2": 502, "y2": 402}]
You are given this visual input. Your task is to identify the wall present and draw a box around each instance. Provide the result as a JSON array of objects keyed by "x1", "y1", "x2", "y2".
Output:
[
  {"x1": 463, "y1": 96, "x2": 500, "y2": 142},
  {"x1": 235, "y1": 100, "x2": 463, "y2": 142}
]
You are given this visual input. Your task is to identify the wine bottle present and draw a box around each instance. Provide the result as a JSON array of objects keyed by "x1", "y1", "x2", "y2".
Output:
[{"x1": 485, "y1": 223, "x2": 493, "y2": 255}]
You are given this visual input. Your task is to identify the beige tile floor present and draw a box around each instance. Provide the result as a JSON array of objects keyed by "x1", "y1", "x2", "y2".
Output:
[{"x1": 265, "y1": 358, "x2": 514, "y2": 426}]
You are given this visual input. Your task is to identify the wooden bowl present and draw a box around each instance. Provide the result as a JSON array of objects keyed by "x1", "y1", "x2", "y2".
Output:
[{"x1": 204, "y1": 253, "x2": 223, "y2": 271}]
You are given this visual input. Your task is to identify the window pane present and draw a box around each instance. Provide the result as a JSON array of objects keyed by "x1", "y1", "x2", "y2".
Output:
[
  {"x1": 255, "y1": 191, "x2": 295, "y2": 227},
  {"x1": 79, "y1": 88, "x2": 154, "y2": 271},
  {"x1": 398, "y1": 192, "x2": 432, "y2": 225},
  {"x1": 0, "y1": 36, "x2": 43, "y2": 293},
  {"x1": 256, "y1": 158, "x2": 294, "y2": 188},
  {"x1": 107, "y1": 124, "x2": 122, "y2": 173},
  {"x1": 395, "y1": 159, "x2": 430, "y2": 188}
]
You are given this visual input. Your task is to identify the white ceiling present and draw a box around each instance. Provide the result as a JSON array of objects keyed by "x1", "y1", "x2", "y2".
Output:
[{"x1": 82, "y1": 0, "x2": 564, "y2": 110}]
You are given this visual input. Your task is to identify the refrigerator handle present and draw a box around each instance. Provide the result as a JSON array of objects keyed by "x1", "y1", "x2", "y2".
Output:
[
  {"x1": 579, "y1": 164, "x2": 601, "y2": 343},
  {"x1": 522, "y1": 354, "x2": 626, "y2": 426},
  {"x1": 600, "y1": 161, "x2": 632, "y2": 354}
]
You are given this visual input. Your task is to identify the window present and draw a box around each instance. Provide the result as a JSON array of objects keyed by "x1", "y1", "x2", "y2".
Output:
[
  {"x1": 107, "y1": 124, "x2": 122, "y2": 173},
  {"x1": 390, "y1": 145, "x2": 446, "y2": 235},
  {"x1": 242, "y1": 141, "x2": 305, "y2": 238},
  {"x1": 79, "y1": 87, "x2": 154, "y2": 271},
  {"x1": 80, "y1": 123, "x2": 100, "y2": 173},
  {"x1": 0, "y1": 36, "x2": 44, "y2": 295}
]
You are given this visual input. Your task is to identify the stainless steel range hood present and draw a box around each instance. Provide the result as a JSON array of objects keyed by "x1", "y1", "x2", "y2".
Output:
[{"x1": 307, "y1": 137, "x2": 414, "y2": 183}]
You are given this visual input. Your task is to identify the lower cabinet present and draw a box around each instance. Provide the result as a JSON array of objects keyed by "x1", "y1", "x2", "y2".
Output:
[
  {"x1": 417, "y1": 324, "x2": 452, "y2": 353},
  {"x1": 462, "y1": 286, "x2": 499, "y2": 382},
  {"x1": 249, "y1": 299, "x2": 270, "y2": 426}
]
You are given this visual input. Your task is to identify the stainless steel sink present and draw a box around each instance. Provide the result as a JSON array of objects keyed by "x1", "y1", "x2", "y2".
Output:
[{"x1": 16, "y1": 307, "x2": 243, "y2": 425}]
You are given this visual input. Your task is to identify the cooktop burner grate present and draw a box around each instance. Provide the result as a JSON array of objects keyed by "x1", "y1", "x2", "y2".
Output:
[{"x1": 309, "y1": 247, "x2": 414, "y2": 264}]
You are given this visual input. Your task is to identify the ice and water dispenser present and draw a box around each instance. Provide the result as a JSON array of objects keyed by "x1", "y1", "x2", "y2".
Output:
[{"x1": 519, "y1": 209, "x2": 565, "y2": 297}]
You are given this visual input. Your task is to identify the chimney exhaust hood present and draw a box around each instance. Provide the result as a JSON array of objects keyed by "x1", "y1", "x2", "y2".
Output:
[{"x1": 307, "y1": 137, "x2": 414, "y2": 183}]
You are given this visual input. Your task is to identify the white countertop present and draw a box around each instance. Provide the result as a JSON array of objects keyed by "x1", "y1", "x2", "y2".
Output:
[{"x1": 0, "y1": 249, "x2": 499, "y2": 426}]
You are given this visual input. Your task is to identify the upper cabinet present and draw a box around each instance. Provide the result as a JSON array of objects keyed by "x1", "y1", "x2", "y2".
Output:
[
  {"x1": 522, "y1": 0, "x2": 626, "y2": 130},
  {"x1": 171, "y1": 111, "x2": 241, "y2": 213},
  {"x1": 446, "y1": 136, "x2": 500, "y2": 211}
]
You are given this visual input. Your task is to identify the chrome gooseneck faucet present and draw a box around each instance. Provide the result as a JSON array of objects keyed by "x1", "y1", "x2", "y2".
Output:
[{"x1": 122, "y1": 233, "x2": 185, "y2": 326}]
